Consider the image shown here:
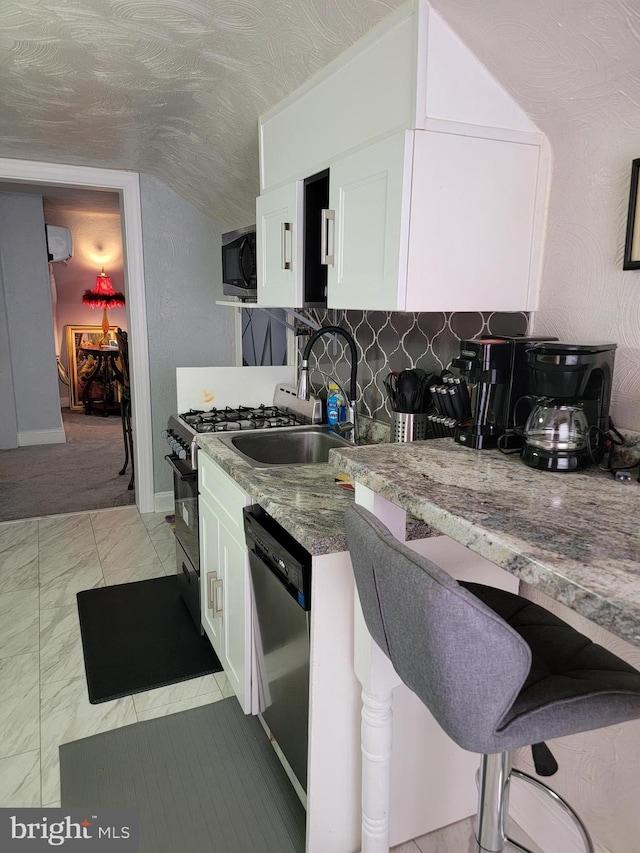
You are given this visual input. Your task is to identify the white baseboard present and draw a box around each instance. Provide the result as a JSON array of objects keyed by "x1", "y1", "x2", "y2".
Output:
[
  {"x1": 18, "y1": 428, "x2": 66, "y2": 446},
  {"x1": 59, "y1": 395, "x2": 70, "y2": 408},
  {"x1": 154, "y1": 491, "x2": 174, "y2": 514}
]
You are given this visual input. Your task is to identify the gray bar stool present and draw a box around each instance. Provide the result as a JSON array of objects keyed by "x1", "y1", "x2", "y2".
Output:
[{"x1": 345, "y1": 503, "x2": 640, "y2": 853}]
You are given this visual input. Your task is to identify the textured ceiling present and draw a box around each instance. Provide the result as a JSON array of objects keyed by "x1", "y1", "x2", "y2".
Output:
[
  {"x1": 0, "y1": 0, "x2": 403, "y2": 229},
  {"x1": 0, "y1": 182, "x2": 121, "y2": 214},
  {"x1": 430, "y1": 0, "x2": 640, "y2": 138}
]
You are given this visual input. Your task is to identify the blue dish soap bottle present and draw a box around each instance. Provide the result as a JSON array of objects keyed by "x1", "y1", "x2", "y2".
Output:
[{"x1": 327, "y1": 383, "x2": 346, "y2": 432}]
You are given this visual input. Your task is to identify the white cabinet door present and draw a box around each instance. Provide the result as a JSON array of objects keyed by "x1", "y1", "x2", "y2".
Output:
[
  {"x1": 405, "y1": 130, "x2": 541, "y2": 312},
  {"x1": 326, "y1": 131, "x2": 413, "y2": 311},
  {"x1": 200, "y1": 498, "x2": 223, "y2": 657},
  {"x1": 256, "y1": 180, "x2": 304, "y2": 307},
  {"x1": 219, "y1": 520, "x2": 251, "y2": 713},
  {"x1": 199, "y1": 455, "x2": 253, "y2": 714}
]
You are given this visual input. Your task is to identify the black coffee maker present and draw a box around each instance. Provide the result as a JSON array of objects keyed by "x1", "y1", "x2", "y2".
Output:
[
  {"x1": 517, "y1": 341, "x2": 617, "y2": 471},
  {"x1": 451, "y1": 336, "x2": 556, "y2": 449}
]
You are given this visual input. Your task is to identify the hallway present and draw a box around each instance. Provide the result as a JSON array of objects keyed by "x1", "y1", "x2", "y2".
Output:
[{"x1": 0, "y1": 408, "x2": 135, "y2": 523}]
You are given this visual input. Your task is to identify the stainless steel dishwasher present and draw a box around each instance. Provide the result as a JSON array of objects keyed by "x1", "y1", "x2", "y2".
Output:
[{"x1": 244, "y1": 505, "x2": 312, "y2": 794}]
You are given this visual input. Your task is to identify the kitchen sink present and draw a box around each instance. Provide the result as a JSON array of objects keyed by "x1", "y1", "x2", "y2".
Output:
[{"x1": 218, "y1": 425, "x2": 352, "y2": 468}]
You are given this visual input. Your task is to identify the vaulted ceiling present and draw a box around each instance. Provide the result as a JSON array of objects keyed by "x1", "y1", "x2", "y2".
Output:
[
  {"x1": 0, "y1": 0, "x2": 404, "y2": 229},
  {"x1": 2, "y1": 1, "x2": 640, "y2": 231}
]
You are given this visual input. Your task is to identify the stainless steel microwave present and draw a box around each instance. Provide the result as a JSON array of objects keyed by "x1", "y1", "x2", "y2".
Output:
[{"x1": 221, "y1": 225, "x2": 257, "y2": 300}]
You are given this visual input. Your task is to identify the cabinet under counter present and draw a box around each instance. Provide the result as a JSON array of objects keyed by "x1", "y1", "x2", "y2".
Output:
[{"x1": 197, "y1": 436, "x2": 526, "y2": 851}]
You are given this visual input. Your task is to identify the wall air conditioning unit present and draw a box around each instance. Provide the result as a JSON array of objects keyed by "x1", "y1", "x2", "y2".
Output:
[{"x1": 45, "y1": 225, "x2": 73, "y2": 262}]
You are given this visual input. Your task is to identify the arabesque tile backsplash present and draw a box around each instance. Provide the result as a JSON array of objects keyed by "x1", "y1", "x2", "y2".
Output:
[{"x1": 299, "y1": 309, "x2": 529, "y2": 423}]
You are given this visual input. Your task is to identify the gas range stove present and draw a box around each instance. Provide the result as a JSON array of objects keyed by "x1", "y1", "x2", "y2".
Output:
[
  {"x1": 164, "y1": 386, "x2": 322, "y2": 469},
  {"x1": 182, "y1": 405, "x2": 307, "y2": 433}
]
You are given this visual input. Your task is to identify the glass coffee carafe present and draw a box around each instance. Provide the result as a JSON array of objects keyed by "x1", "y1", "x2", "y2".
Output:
[{"x1": 515, "y1": 396, "x2": 592, "y2": 471}]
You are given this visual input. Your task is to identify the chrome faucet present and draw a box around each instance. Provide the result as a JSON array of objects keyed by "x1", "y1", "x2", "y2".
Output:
[{"x1": 296, "y1": 325, "x2": 359, "y2": 442}]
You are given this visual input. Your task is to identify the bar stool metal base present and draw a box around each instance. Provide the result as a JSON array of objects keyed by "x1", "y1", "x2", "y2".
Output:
[{"x1": 474, "y1": 754, "x2": 595, "y2": 853}]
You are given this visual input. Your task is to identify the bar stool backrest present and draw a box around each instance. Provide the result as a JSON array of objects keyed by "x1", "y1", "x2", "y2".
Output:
[{"x1": 345, "y1": 503, "x2": 532, "y2": 753}]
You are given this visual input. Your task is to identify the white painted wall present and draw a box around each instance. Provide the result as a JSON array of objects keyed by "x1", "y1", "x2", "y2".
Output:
[
  {"x1": 510, "y1": 585, "x2": 640, "y2": 853},
  {"x1": 431, "y1": 0, "x2": 640, "y2": 433},
  {"x1": 425, "y1": 4, "x2": 640, "y2": 848}
]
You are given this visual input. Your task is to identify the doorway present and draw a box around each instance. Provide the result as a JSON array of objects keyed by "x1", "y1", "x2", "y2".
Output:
[
  {"x1": 0, "y1": 184, "x2": 137, "y2": 521},
  {"x1": 0, "y1": 158, "x2": 154, "y2": 514}
]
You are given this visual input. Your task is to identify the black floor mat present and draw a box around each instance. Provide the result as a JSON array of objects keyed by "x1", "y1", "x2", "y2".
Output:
[{"x1": 77, "y1": 575, "x2": 222, "y2": 704}]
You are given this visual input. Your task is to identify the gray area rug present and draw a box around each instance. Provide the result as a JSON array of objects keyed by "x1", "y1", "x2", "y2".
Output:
[
  {"x1": 60, "y1": 698, "x2": 306, "y2": 853},
  {"x1": 0, "y1": 408, "x2": 135, "y2": 521}
]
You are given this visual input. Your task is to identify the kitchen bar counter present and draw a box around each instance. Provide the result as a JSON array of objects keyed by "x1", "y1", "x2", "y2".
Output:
[
  {"x1": 197, "y1": 435, "x2": 433, "y2": 555},
  {"x1": 330, "y1": 439, "x2": 640, "y2": 647}
]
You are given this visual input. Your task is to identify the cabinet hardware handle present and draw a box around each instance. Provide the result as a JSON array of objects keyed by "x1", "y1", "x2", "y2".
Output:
[
  {"x1": 207, "y1": 571, "x2": 218, "y2": 610},
  {"x1": 281, "y1": 222, "x2": 292, "y2": 270},
  {"x1": 213, "y1": 578, "x2": 224, "y2": 619},
  {"x1": 321, "y1": 209, "x2": 335, "y2": 266}
]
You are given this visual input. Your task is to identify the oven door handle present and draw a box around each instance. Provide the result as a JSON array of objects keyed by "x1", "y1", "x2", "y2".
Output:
[{"x1": 164, "y1": 454, "x2": 197, "y2": 482}]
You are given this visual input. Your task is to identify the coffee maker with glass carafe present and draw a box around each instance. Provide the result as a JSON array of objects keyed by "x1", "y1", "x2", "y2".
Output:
[{"x1": 516, "y1": 341, "x2": 617, "y2": 471}]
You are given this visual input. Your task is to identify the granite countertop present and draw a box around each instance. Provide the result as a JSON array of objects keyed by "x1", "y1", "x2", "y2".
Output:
[
  {"x1": 197, "y1": 435, "x2": 433, "y2": 556},
  {"x1": 329, "y1": 439, "x2": 640, "y2": 646}
]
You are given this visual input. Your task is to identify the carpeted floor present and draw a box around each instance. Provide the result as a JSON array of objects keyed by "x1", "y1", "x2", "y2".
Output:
[{"x1": 0, "y1": 408, "x2": 136, "y2": 522}]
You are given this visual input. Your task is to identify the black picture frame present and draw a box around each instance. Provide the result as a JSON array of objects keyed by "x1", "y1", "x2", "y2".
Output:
[{"x1": 623, "y1": 158, "x2": 640, "y2": 269}]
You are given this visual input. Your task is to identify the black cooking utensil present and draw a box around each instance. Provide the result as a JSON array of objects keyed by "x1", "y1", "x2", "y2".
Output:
[
  {"x1": 395, "y1": 370, "x2": 420, "y2": 413},
  {"x1": 413, "y1": 369, "x2": 436, "y2": 413},
  {"x1": 384, "y1": 371, "x2": 402, "y2": 411},
  {"x1": 383, "y1": 376, "x2": 395, "y2": 408},
  {"x1": 396, "y1": 370, "x2": 419, "y2": 412}
]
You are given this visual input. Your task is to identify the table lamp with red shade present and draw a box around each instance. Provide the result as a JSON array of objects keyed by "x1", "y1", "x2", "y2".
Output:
[{"x1": 82, "y1": 267, "x2": 125, "y2": 345}]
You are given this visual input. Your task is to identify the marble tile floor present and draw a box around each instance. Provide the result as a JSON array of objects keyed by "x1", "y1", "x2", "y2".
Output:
[
  {"x1": 391, "y1": 815, "x2": 543, "y2": 853},
  {"x1": 0, "y1": 505, "x2": 233, "y2": 809},
  {"x1": 0, "y1": 503, "x2": 542, "y2": 851}
]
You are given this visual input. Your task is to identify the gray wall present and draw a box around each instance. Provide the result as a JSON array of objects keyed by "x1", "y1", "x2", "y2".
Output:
[
  {"x1": 139, "y1": 174, "x2": 234, "y2": 493},
  {"x1": 0, "y1": 192, "x2": 62, "y2": 441},
  {"x1": 0, "y1": 258, "x2": 18, "y2": 449}
]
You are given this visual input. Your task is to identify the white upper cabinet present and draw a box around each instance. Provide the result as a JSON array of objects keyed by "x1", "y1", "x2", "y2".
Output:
[
  {"x1": 326, "y1": 133, "x2": 412, "y2": 311},
  {"x1": 405, "y1": 129, "x2": 542, "y2": 312},
  {"x1": 259, "y1": 6, "x2": 416, "y2": 194},
  {"x1": 256, "y1": 181, "x2": 303, "y2": 307},
  {"x1": 324, "y1": 128, "x2": 541, "y2": 312},
  {"x1": 256, "y1": 0, "x2": 549, "y2": 313}
]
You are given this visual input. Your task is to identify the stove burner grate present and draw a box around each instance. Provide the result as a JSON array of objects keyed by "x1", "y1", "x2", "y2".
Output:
[{"x1": 177, "y1": 405, "x2": 307, "y2": 433}]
